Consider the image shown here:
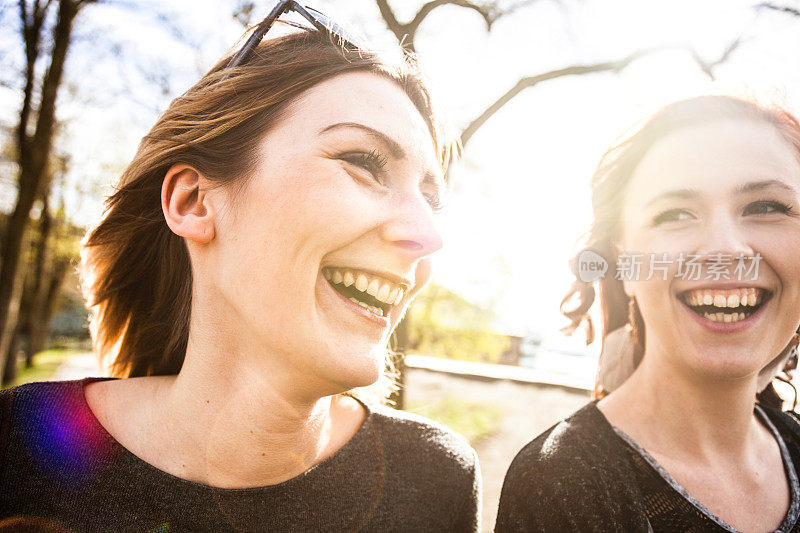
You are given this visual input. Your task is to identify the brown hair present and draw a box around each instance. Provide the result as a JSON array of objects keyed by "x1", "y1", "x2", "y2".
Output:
[
  {"x1": 560, "y1": 95, "x2": 800, "y2": 406},
  {"x1": 80, "y1": 28, "x2": 449, "y2": 392}
]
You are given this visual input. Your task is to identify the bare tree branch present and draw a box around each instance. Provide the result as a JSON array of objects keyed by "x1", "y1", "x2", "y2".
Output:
[
  {"x1": 460, "y1": 50, "x2": 650, "y2": 147},
  {"x1": 459, "y1": 41, "x2": 743, "y2": 148},
  {"x1": 376, "y1": 0, "x2": 539, "y2": 54},
  {"x1": 375, "y1": 0, "x2": 410, "y2": 51},
  {"x1": 18, "y1": 0, "x2": 48, "y2": 154},
  {"x1": 414, "y1": 0, "x2": 539, "y2": 31},
  {"x1": 687, "y1": 36, "x2": 742, "y2": 80},
  {"x1": 232, "y1": 1, "x2": 256, "y2": 28},
  {"x1": 410, "y1": 1, "x2": 494, "y2": 34},
  {"x1": 374, "y1": 2, "x2": 744, "y2": 154},
  {"x1": 756, "y1": 2, "x2": 800, "y2": 16}
]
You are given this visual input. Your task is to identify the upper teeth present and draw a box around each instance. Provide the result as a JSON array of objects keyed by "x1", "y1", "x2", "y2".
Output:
[
  {"x1": 684, "y1": 288, "x2": 764, "y2": 308},
  {"x1": 322, "y1": 267, "x2": 406, "y2": 306}
]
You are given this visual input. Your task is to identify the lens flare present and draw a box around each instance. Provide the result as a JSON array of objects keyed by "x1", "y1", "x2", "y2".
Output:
[{"x1": 17, "y1": 381, "x2": 118, "y2": 488}]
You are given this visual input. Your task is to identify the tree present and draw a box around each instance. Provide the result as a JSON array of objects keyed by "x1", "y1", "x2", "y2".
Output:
[
  {"x1": 407, "y1": 282, "x2": 510, "y2": 363},
  {"x1": 374, "y1": 0, "x2": 742, "y2": 151},
  {"x1": 21, "y1": 175, "x2": 80, "y2": 368},
  {"x1": 375, "y1": 0, "x2": 538, "y2": 56},
  {"x1": 0, "y1": 150, "x2": 80, "y2": 384},
  {"x1": 0, "y1": 0, "x2": 99, "y2": 384}
]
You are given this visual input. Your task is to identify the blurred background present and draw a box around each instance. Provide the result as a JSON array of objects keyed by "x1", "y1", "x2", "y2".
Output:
[{"x1": 2, "y1": 0, "x2": 800, "y2": 529}]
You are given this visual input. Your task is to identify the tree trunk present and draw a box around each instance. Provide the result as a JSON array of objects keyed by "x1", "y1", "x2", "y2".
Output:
[
  {"x1": 0, "y1": 217, "x2": 34, "y2": 384},
  {"x1": 0, "y1": 0, "x2": 81, "y2": 383},
  {"x1": 25, "y1": 198, "x2": 55, "y2": 365},
  {"x1": 27, "y1": 254, "x2": 68, "y2": 366},
  {"x1": 2, "y1": 322, "x2": 22, "y2": 386}
]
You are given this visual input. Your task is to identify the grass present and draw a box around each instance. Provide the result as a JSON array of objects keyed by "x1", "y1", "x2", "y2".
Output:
[
  {"x1": 5, "y1": 348, "x2": 82, "y2": 388},
  {"x1": 406, "y1": 395, "x2": 504, "y2": 444}
]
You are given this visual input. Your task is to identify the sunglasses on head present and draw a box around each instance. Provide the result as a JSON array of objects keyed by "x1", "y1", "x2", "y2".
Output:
[{"x1": 225, "y1": 0, "x2": 363, "y2": 71}]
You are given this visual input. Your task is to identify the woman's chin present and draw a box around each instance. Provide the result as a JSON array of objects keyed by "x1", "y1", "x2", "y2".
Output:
[
  {"x1": 322, "y1": 349, "x2": 385, "y2": 393},
  {"x1": 685, "y1": 349, "x2": 764, "y2": 385}
]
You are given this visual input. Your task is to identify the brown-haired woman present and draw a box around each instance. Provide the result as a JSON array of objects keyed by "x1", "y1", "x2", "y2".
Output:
[
  {"x1": 0, "y1": 7, "x2": 480, "y2": 531},
  {"x1": 496, "y1": 95, "x2": 800, "y2": 532}
]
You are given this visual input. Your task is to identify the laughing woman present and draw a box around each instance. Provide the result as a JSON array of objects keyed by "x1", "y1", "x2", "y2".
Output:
[
  {"x1": 0, "y1": 5, "x2": 480, "y2": 531},
  {"x1": 496, "y1": 96, "x2": 800, "y2": 532}
]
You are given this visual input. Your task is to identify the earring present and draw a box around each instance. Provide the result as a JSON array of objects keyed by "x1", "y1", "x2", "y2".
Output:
[
  {"x1": 787, "y1": 326, "x2": 800, "y2": 376},
  {"x1": 597, "y1": 325, "x2": 636, "y2": 393},
  {"x1": 628, "y1": 297, "x2": 642, "y2": 349}
]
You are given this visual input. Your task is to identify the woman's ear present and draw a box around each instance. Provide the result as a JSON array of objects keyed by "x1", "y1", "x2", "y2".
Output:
[{"x1": 162, "y1": 164, "x2": 215, "y2": 244}]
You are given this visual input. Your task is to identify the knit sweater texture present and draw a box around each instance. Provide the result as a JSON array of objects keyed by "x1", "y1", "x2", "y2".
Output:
[
  {"x1": 0, "y1": 377, "x2": 480, "y2": 532},
  {"x1": 496, "y1": 400, "x2": 800, "y2": 532}
]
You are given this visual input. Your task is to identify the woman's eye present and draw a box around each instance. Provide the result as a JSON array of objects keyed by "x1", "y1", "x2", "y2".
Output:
[
  {"x1": 424, "y1": 191, "x2": 443, "y2": 212},
  {"x1": 743, "y1": 200, "x2": 793, "y2": 216},
  {"x1": 338, "y1": 149, "x2": 388, "y2": 182},
  {"x1": 652, "y1": 209, "x2": 693, "y2": 226}
]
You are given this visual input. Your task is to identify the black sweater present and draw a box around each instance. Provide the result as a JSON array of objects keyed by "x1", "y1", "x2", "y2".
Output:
[
  {"x1": 496, "y1": 400, "x2": 800, "y2": 532},
  {"x1": 0, "y1": 377, "x2": 481, "y2": 532}
]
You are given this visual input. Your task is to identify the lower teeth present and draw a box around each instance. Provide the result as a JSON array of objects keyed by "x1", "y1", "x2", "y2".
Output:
[
  {"x1": 348, "y1": 297, "x2": 384, "y2": 317},
  {"x1": 702, "y1": 311, "x2": 748, "y2": 323}
]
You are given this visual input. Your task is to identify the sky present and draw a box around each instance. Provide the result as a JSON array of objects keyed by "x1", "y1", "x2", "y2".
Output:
[{"x1": 3, "y1": 0, "x2": 800, "y2": 349}]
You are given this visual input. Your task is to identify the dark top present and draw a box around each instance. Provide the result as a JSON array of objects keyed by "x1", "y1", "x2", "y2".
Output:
[
  {"x1": 0, "y1": 377, "x2": 481, "y2": 532},
  {"x1": 495, "y1": 400, "x2": 800, "y2": 533}
]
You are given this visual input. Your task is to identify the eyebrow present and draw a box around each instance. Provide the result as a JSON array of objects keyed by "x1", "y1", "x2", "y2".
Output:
[
  {"x1": 319, "y1": 122, "x2": 405, "y2": 159},
  {"x1": 644, "y1": 188, "x2": 697, "y2": 208},
  {"x1": 735, "y1": 179, "x2": 795, "y2": 194},
  {"x1": 645, "y1": 179, "x2": 796, "y2": 208},
  {"x1": 318, "y1": 121, "x2": 443, "y2": 186}
]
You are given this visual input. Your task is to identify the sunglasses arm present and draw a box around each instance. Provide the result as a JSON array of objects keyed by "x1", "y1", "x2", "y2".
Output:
[{"x1": 225, "y1": 0, "x2": 295, "y2": 69}]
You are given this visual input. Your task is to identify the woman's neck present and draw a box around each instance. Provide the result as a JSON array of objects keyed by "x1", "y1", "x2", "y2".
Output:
[
  {"x1": 141, "y1": 315, "x2": 366, "y2": 488},
  {"x1": 597, "y1": 343, "x2": 763, "y2": 463}
]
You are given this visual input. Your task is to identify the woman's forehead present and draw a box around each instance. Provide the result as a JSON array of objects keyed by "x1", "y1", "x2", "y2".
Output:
[
  {"x1": 259, "y1": 71, "x2": 440, "y2": 175},
  {"x1": 282, "y1": 72, "x2": 432, "y2": 144},
  {"x1": 627, "y1": 118, "x2": 800, "y2": 201}
]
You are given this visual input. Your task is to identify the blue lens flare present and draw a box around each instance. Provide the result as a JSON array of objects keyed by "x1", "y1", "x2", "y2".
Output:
[{"x1": 19, "y1": 385, "x2": 118, "y2": 488}]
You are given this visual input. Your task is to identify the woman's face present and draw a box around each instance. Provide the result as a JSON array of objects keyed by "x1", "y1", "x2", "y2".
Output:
[
  {"x1": 617, "y1": 118, "x2": 800, "y2": 384},
  {"x1": 203, "y1": 72, "x2": 443, "y2": 395}
]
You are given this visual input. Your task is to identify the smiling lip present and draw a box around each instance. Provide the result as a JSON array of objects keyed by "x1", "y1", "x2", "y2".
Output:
[
  {"x1": 677, "y1": 289, "x2": 771, "y2": 333},
  {"x1": 324, "y1": 274, "x2": 390, "y2": 327},
  {"x1": 349, "y1": 267, "x2": 413, "y2": 291},
  {"x1": 674, "y1": 282, "x2": 770, "y2": 292},
  {"x1": 323, "y1": 265, "x2": 413, "y2": 292}
]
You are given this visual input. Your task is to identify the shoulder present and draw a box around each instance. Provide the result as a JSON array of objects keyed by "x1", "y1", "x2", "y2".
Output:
[
  {"x1": 759, "y1": 403, "x2": 800, "y2": 441},
  {"x1": 0, "y1": 378, "x2": 116, "y2": 462},
  {"x1": 503, "y1": 400, "x2": 617, "y2": 483},
  {"x1": 500, "y1": 401, "x2": 617, "y2": 504},
  {"x1": 364, "y1": 403, "x2": 482, "y2": 531},
  {"x1": 0, "y1": 380, "x2": 106, "y2": 484},
  {"x1": 1, "y1": 379, "x2": 85, "y2": 423},
  {"x1": 496, "y1": 401, "x2": 646, "y2": 532},
  {"x1": 3, "y1": 378, "x2": 120, "y2": 422},
  {"x1": 2, "y1": 378, "x2": 78, "y2": 397},
  {"x1": 367, "y1": 403, "x2": 479, "y2": 473}
]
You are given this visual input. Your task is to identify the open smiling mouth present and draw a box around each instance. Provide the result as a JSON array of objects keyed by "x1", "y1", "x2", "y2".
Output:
[
  {"x1": 678, "y1": 287, "x2": 772, "y2": 323},
  {"x1": 322, "y1": 267, "x2": 407, "y2": 318}
]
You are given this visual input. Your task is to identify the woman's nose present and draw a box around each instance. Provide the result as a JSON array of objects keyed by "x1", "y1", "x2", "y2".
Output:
[
  {"x1": 381, "y1": 193, "x2": 443, "y2": 257},
  {"x1": 695, "y1": 216, "x2": 755, "y2": 261}
]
